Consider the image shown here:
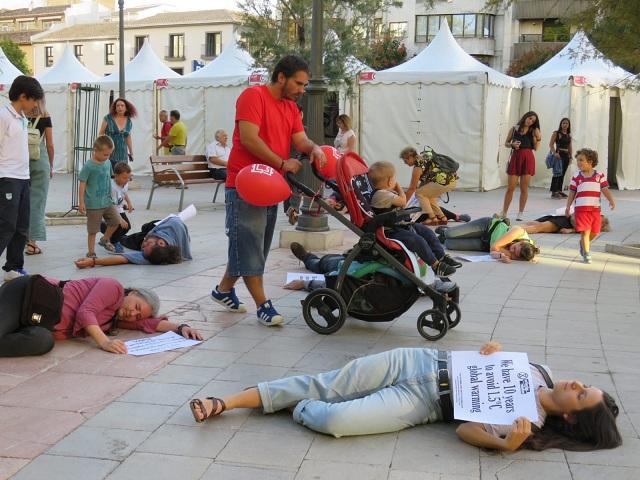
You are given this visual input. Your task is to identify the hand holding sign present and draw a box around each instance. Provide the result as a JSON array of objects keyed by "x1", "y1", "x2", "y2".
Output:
[{"x1": 503, "y1": 417, "x2": 533, "y2": 451}]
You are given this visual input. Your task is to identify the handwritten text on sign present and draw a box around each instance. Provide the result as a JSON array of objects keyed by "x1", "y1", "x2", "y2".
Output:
[{"x1": 450, "y1": 351, "x2": 538, "y2": 425}]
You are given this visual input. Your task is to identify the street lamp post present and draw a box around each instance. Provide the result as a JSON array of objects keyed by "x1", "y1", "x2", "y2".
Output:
[
  {"x1": 296, "y1": 0, "x2": 328, "y2": 232},
  {"x1": 118, "y1": 0, "x2": 125, "y2": 99}
]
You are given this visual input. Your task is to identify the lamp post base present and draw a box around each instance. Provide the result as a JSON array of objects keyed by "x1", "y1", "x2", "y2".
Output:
[{"x1": 280, "y1": 228, "x2": 344, "y2": 251}]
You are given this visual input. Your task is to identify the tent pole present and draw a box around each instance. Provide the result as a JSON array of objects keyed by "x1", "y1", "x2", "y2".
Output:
[{"x1": 479, "y1": 75, "x2": 487, "y2": 191}]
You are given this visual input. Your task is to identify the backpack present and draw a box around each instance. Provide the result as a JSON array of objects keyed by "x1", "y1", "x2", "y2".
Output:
[
  {"x1": 420, "y1": 146, "x2": 459, "y2": 186},
  {"x1": 20, "y1": 275, "x2": 67, "y2": 331},
  {"x1": 27, "y1": 116, "x2": 42, "y2": 161}
]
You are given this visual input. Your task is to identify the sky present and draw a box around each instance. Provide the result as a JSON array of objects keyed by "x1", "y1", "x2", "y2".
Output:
[{"x1": 5, "y1": 1, "x2": 240, "y2": 12}]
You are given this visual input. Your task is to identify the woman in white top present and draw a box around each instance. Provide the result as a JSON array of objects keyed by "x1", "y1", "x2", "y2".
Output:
[{"x1": 334, "y1": 114, "x2": 356, "y2": 154}]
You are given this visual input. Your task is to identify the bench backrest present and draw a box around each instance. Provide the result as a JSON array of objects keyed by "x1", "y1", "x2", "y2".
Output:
[{"x1": 149, "y1": 155, "x2": 210, "y2": 182}]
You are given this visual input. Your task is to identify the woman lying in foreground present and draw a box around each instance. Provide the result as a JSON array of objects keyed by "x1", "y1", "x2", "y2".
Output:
[{"x1": 188, "y1": 341, "x2": 621, "y2": 452}]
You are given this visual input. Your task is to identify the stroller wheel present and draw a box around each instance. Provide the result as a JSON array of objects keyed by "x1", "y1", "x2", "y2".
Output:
[
  {"x1": 302, "y1": 288, "x2": 347, "y2": 335},
  {"x1": 417, "y1": 309, "x2": 449, "y2": 341},
  {"x1": 446, "y1": 302, "x2": 461, "y2": 329}
]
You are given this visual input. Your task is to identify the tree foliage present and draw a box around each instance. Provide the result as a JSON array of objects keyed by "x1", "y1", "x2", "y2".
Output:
[
  {"x1": 506, "y1": 45, "x2": 562, "y2": 77},
  {"x1": 364, "y1": 34, "x2": 407, "y2": 70},
  {"x1": 237, "y1": 0, "x2": 404, "y2": 88},
  {"x1": 0, "y1": 38, "x2": 30, "y2": 75},
  {"x1": 485, "y1": 0, "x2": 640, "y2": 75}
]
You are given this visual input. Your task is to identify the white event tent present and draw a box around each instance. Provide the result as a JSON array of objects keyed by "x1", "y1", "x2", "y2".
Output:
[
  {"x1": 0, "y1": 46, "x2": 23, "y2": 103},
  {"x1": 99, "y1": 41, "x2": 181, "y2": 175},
  {"x1": 165, "y1": 40, "x2": 255, "y2": 156},
  {"x1": 359, "y1": 22, "x2": 522, "y2": 191},
  {"x1": 37, "y1": 45, "x2": 101, "y2": 172},
  {"x1": 520, "y1": 31, "x2": 639, "y2": 189}
]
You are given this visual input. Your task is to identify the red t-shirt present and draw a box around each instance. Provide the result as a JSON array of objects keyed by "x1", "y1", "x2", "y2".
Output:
[{"x1": 226, "y1": 85, "x2": 304, "y2": 187}]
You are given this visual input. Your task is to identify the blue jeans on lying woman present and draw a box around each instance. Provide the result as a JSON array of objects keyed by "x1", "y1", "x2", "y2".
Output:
[
  {"x1": 257, "y1": 348, "x2": 444, "y2": 437},
  {"x1": 442, "y1": 217, "x2": 493, "y2": 251}
]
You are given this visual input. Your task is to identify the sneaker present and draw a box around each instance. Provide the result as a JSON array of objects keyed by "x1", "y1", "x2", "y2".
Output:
[
  {"x1": 441, "y1": 254, "x2": 462, "y2": 269},
  {"x1": 113, "y1": 242, "x2": 124, "y2": 253},
  {"x1": 290, "y1": 242, "x2": 308, "y2": 262},
  {"x1": 559, "y1": 192, "x2": 568, "y2": 198},
  {"x1": 432, "y1": 277, "x2": 458, "y2": 294},
  {"x1": 432, "y1": 261, "x2": 457, "y2": 277},
  {"x1": 3, "y1": 268, "x2": 28, "y2": 282},
  {"x1": 256, "y1": 299, "x2": 284, "y2": 326},
  {"x1": 583, "y1": 252, "x2": 592, "y2": 264},
  {"x1": 434, "y1": 225, "x2": 449, "y2": 236},
  {"x1": 211, "y1": 285, "x2": 247, "y2": 313},
  {"x1": 98, "y1": 237, "x2": 115, "y2": 252},
  {"x1": 516, "y1": 212, "x2": 524, "y2": 221},
  {"x1": 457, "y1": 213, "x2": 471, "y2": 222}
]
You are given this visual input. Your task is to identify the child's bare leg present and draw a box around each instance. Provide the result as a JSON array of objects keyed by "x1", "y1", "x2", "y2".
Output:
[
  {"x1": 582, "y1": 230, "x2": 591, "y2": 253},
  {"x1": 191, "y1": 387, "x2": 262, "y2": 420},
  {"x1": 87, "y1": 233, "x2": 96, "y2": 255},
  {"x1": 589, "y1": 231, "x2": 598, "y2": 242},
  {"x1": 103, "y1": 224, "x2": 118, "y2": 242}
]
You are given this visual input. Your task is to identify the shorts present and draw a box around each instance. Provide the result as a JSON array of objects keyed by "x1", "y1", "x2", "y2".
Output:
[
  {"x1": 535, "y1": 215, "x2": 573, "y2": 230},
  {"x1": 86, "y1": 205, "x2": 120, "y2": 234},
  {"x1": 507, "y1": 148, "x2": 536, "y2": 177},
  {"x1": 225, "y1": 188, "x2": 277, "y2": 276},
  {"x1": 574, "y1": 209, "x2": 601, "y2": 234}
]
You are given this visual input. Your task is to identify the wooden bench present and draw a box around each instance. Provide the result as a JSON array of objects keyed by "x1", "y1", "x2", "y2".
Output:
[{"x1": 146, "y1": 155, "x2": 224, "y2": 211}]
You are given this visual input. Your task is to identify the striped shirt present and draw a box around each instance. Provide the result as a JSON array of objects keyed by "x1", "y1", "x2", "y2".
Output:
[{"x1": 570, "y1": 170, "x2": 608, "y2": 210}]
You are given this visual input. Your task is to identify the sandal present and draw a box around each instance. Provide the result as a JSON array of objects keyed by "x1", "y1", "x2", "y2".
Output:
[
  {"x1": 286, "y1": 207, "x2": 299, "y2": 225},
  {"x1": 189, "y1": 396, "x2": 226, "y2": 423},
  {"x1": 25, "y1": 242, "x2": 42, "y2": 255},
  {"x1": 422, "y1": 216, "x2": 440, "y2": 226},
  {"x1": 436, "y1": 216, "x2": 448, "y2": 225}
]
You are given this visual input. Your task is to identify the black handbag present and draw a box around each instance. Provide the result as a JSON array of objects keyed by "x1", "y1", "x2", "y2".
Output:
[{"x1": 20, "y1": 275, "x2": 67, "y2": 331}]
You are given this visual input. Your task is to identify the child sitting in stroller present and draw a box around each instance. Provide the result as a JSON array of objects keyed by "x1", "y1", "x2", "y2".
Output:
[{"x1": 368, "y1": 161, "x2": 461, "y2": 277}]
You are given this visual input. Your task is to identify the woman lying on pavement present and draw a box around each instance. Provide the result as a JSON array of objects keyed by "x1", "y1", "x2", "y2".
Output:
[
  {"x1": 0, "y1": 275, "x2": 201, "y2": 357},
  {"x1": 74, "y1": 216, "x2": 191, "y2": 268},
  {"x1": 522, "y1": 214, "x2": 610, "y2": 235},
  {"x1": 438, "y1": 216, "x2": 539, "y2": 263},
  {"x1": 188, "y1": 341, "x2": 621, "y2": 452}
]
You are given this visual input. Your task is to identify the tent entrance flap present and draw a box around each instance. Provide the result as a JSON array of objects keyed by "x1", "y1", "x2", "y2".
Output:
[{"x1": 608, "y1": 95, "x2": 622, "y2": 188}]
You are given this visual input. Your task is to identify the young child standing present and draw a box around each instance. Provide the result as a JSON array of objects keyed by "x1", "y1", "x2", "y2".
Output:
[
  {"x1": 100, "y1": 162, "x2": 134, "y2": 253},
  {"x1": 368, "y1": 161, "x2": 460, "y2": 277},
  {"x1": 78, "y1": 136, "x2": 127, "y2": 258},
  {"x1": 565, "y1": 148, "x2": 615, "y2": 264},
  {"x1": 0, "y1": 75, "x2": 44, "y2": 281}
]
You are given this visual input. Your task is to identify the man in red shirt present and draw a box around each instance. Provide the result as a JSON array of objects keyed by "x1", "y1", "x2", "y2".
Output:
[
  {"x1": 211, "y1": 55, "x2": 326, "y2": 326},
  {"x1": 154, "y1": 110, "x2": 172, "y2": 155}
]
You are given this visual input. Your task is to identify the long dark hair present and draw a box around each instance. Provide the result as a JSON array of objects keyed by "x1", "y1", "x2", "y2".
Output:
[
  {"x1": 523, "y1": 391, "x2": 622, "y2": 451},
  {"x1": 516, "y1": 111, "x2": 540, "y2": 133},
  {"x1": 556, "y1": 117, "x2": 571, "y2": 135},
  {"x1": 110, "y1": 97, "x2": 138, "y2": 118}
]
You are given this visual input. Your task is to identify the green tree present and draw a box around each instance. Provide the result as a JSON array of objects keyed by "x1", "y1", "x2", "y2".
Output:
[
  {"x1": 485, "y1": 0, "x2": 640, "y2": 75},
  {"x1": 237, "y1": 0, "x2": 404, "y2": 89},
  {"x1": 0, "y1": 38, "x2": 31, "y2": 75},
  {"x1": 506, "y1": 45, "x2": 562, "y2": 77},
  {"x1": 364, "y1": 33, "x2": 407, "y2": 70}
]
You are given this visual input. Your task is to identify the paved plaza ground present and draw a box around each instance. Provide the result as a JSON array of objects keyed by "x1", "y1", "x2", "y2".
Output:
[{"x1": 1, "y1": 174, "x2": 639, "y2": 480}]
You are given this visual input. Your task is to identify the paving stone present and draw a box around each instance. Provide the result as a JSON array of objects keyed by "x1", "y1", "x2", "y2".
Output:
[
  {"x1": 12, "y1": 455, "x2": 118, "y2": 480},
  {"x1": 146, "y1": 364, "x2": 222, "y2": 385},
  {"x1": 480, "y1": 457, "x2": 571, "y2": 480},
  {"x1": 105, "y1": 452, "x2": 211, "y2": 480},
  {"x1": 295, "y1": 459, "x2": 388, "y2": 480},
  {"x1": 47, "y1": 426, "x2": 150, "y2": 460},
  {"x1": 201, "y1": 463, "x2": 295, "y2": 480},
  {"x1": 217, "y1": 431, "x2": 311, "y2": 468},
  {"x1": 84, "y1": 402, "x2": 176, "y2": 431},
  {"x1": 137, "y1": 424, "x2": 234, "y2": 458},
  {"x1": 216, "y1": 363, "x2": 289, "y2": 384},
  {"x1": 305, "y1": 431, "x2": 397, "y2": 466},
  {"x1": 117, "y1": 381, "x2": 199, "y2": 406},
  {"x1": 170, "y1": 348, "x2": 243, "y2": 368}
]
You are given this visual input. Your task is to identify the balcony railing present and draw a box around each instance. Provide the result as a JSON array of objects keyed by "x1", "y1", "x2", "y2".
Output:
[{"x1": 519, "y1": 32, "x2": 570, "y2": 43}]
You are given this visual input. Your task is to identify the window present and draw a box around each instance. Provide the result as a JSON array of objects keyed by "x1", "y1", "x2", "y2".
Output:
[
  {"x1": 542, "y1": 19, "x2": 570, "y2": 42},
  {"x1": 19, "y1": 20, "x2": 36, "y2": 31},
  {"x1": 45, "y1": 46, "x2": 53, "y2": 67},
  {"x1": 168, "y1": 34, "x2": 184, "y2": 59},
  {"x1": 134, "y1": 35, "x2": 148, "y2": 54},
  {"x1": 373, "y1": 18, "x2": 383, "y2": 40},
  {"x1": 74, "y1": 44, "x2": 83, "y2": 61},
  {"x1": 389, "y1": 22, "x2": 407, "y2": 39},
  {"x1": 105, "y1": 43, "x2": 114, "y2": 65},
  {"x1": 204, "y1": 32, "x2": 221, "y2": 58},
  {"x1": 416, "y1": 13, "x2": 495, "y2": 41},
  {"x1": 41, "y1": 19, "x2": 58, "y2": 30},
  {"x1": 171, "y1": 67, "x2": 184, "y2": 75}
]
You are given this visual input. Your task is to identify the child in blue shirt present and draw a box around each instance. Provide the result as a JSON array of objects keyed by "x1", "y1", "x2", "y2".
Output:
[{"x1": 78, "y1": 136, "x2": 127, "y2": 258}]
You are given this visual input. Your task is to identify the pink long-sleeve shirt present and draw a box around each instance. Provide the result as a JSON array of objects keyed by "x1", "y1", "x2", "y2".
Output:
[{"x1": 50, "y1": 277, "x2": 163, "y2": 340}]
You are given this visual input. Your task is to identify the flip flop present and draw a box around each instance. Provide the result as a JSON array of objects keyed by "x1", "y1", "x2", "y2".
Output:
[
  {"x1": 189, "y1": 396, "x2": 226, "y2": 423},
  {"x1": 25, "y1": 243, "x2": 42, "y2": 255}
]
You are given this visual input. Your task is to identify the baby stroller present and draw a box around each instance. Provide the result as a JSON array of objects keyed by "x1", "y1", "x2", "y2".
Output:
[{"x1": 286, "y1": 152, "x2": 462, "y2": 341}]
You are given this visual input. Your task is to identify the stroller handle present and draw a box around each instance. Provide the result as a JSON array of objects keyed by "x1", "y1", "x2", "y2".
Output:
[{"x1": 285, "y1": 159, "x2": 332, "y2": 197}]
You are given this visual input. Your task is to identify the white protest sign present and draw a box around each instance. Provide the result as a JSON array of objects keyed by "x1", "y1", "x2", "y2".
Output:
[
  {"x1": 450, "y1": 351, "x2": 538, "y2": 425},
  {"x1": 286, "y1": 272, "x2": 325, "y2": 283},
  {"x1": 125, "y1": 331, "x2": 201, "y2": 356}
]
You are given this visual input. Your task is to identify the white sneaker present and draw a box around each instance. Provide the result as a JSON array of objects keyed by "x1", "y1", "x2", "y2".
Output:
[{"x1": 4, "y1": 268, "x2": 28, "y2": 282}]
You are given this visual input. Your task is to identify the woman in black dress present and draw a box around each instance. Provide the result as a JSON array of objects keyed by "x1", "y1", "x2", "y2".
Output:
[{"x1": 548, "y1": 118, "x2": 573, "y2": 198}]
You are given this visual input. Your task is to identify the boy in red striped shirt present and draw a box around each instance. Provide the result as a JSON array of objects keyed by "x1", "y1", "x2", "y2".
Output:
[{"x1": 565, "y1": 148, "x2": 615, "y2": 263}]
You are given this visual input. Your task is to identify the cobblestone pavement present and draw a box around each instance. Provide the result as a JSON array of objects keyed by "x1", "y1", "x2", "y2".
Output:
[{"x1": 1, "y1": 175, "x2": 639, "y2": 479}]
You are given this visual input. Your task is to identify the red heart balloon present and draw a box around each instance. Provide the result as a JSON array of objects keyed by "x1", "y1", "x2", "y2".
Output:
[
  {"x1": 235, "y1": 163, "x2": 292, "y2": 207},
  {"x1": 318, "y1": 145, "x2": 342, "y2": 179}
]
